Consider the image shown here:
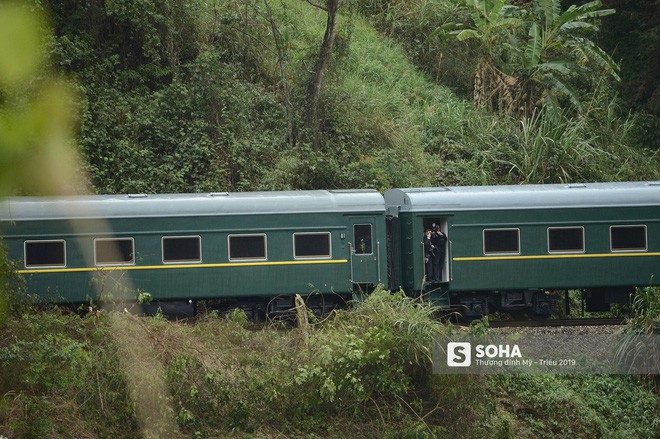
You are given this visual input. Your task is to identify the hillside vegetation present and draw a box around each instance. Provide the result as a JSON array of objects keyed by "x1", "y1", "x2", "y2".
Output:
[
  {"x1": 1, "y1": 289, "x2": 658, "y2": 438},
  {"x1": 41, "y1": 0, "x2": 659, "y2": 195}
]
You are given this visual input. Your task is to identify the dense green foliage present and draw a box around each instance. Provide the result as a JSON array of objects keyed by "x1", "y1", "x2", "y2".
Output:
[
  {"x1": 164, "y1": 289, "x2": 458, "y2": 436},
  {"x1": 0, "y1": 309, "x2": 139, "y2": 438},
  {"x1": 35, "y1": 0, "x2": 659, "y2": 195},
  {"x1": 599, "y1": 0, "x2": 659, "y2": 117},
  {"x1": 0, "y1": 290, "x2": 657, "y2": 437},
  {"x1": 627, "y1": 285, "x2": 660, "y2": 335},
  {"x1": 492, "y1": 374, "x2": 659, "y2": 438},
  {"x1": 616, "y1": 285, "x2": 660, "y2": 392},
  {"x1": 0, "y1": 2, "x2": 81, "y2": 196}
]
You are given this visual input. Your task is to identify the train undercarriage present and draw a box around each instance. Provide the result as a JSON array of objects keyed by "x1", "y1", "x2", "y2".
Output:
[{"x1": 451, "y1": 287, "x2": 634, "y2": 319}]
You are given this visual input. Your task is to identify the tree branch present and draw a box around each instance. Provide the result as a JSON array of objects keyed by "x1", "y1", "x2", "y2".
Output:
[{"x1": 305, "y1": 0, "x2": 328, "y2": 12}]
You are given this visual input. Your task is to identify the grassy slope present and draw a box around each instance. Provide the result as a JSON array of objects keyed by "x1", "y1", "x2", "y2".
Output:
[
  {"x1": 0, "y1": 293, "x2": 658, "y2": 438},
  {"x1": 65, "y1": 0, "x2": 658, "y2": 194},
  {"x1": 280, "y1": 0, "x2": 659, "y2": 189}
]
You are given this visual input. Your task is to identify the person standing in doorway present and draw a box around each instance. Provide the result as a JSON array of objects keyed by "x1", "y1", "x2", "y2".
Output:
[
  {"x1": 432, "y1": 224, "x2": 447, "y2": 281},
  {"x1": 423, "y1": 229, "x2": 435, "y2": 281}
]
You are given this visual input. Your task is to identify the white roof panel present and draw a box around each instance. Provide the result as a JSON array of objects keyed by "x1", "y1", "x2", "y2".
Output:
[
  {"x1": 0, "y1": 190, "x2": 385, "y2": 221},
  {"x1": 385, "y1": 182, "x2": 660, "y2": 214}
]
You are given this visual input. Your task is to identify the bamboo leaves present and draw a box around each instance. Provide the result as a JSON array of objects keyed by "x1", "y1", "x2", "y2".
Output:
[
  {"x1": 446, "y1": 0, "x2": 620, "y2": 114},
  {"x1": 524, "y1": 22, "x2": 541, "y2": 69}
]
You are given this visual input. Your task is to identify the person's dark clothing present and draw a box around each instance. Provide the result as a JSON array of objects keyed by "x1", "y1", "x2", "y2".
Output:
[
  {"x1": 431, "y1": 230, "x2": 447, "y2": 281},
  {"x1": 424, "y1": 234, "x2": 434, "y2": 280}
]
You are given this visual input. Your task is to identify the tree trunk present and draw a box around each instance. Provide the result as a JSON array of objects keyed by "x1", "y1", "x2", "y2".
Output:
[
  {"x1": 305, "y1": 0, "x2": 340, "y2": 150},
  {"x1": 263, "y1": 0, "x2": 295, "y2": 147}
]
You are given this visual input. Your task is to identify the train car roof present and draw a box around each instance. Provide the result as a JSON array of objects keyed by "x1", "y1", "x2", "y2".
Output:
[
  {"x1": 0, "y1": 190, "x2": 385, "y2": 221},
  {"x1": 384, "y1": 182, "x2": 660, "y2": 214}
]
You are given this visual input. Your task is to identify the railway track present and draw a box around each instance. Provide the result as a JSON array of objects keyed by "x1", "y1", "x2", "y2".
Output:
[{"x1": 483, "y1": 317, "x2": 626, "y2": 328}]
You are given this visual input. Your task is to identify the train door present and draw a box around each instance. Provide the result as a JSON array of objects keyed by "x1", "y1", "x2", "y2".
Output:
[
  {"x1": 349, "y1": 218, "x2": 381, "y2": 289},
  {"x1": 422, "y1": 217, "x2": 450, "y2": 284}
]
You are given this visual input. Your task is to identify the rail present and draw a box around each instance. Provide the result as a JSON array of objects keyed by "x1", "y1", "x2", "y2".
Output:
[{"x1": 481, "y1": 318, "x2": 626, "y2": 328}]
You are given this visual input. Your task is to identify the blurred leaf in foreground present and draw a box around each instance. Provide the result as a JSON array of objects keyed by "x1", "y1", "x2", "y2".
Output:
[{"x1": 0, "y1": 1, "x2": 85, "y2": 196}]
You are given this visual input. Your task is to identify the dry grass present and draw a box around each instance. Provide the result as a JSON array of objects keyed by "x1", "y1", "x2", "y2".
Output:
[{"x1": 107, "y1": 313, "x2": 182, "y2": 439}]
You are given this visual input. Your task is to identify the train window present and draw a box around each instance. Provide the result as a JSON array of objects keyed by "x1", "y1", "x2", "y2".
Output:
[
  {"x1": 483, "y1": 229, "x2": 520, "y2": 255},
  {"x1": 228, "y1": 234, "x2": 267, "y2": 261},
  {"x1": 610, "y1": 225, "x2": 647, "y2": 252},
  {"x1": 353, "y1": 224, "x2": 373, "y2": 254},
  {"x1": 94, "y1": 238, "x2": 135, "y2": 266},
  {"x1": 548, "y1": 227, "x2": 584, "y2": 253},
  {"x1": 162, "y1": 236, "x2": 202, "y2": 263},
  {"x1": 293, "y1": 232, "x2": 331, "y2": 259},
  {"x1": 24, "y1": 240, "x2": 66, "y2": 268}
]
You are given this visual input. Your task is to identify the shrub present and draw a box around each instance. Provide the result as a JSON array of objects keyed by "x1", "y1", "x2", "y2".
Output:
[
  {"x1": 617, "y1": 285, "x2": 660, "y2": 391},
  {"x1": 627, "y1": 285, "x2": 660, "y2": 335},
  {"x1": 160, "y1": 287, "x2": 475, "y2": 435},
  {"x1": 492, "y1": 373, "x2": 659, "y2": 438},
  {"x1": 0, "y1": 310, "x2": 139, "y2": 437}
]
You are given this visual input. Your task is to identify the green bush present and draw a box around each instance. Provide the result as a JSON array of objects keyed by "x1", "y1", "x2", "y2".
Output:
[
  {"x1": 618, "y1": 285, "x2": 660, "y2": 391},
  {"x1": 161, "y1": 287, "x2": 474, "y2": 436},
  {"x1": 225, "y1": 307, "x2": 249, "y2": 325},
  {"x1": 40, "y1": 0, "x2": 660, "y2": 194},
  {"x1": 80, "y1": 50, "x2": 287, "y2": 194},
  {"x1": 627, "y1": 285, "x2": 660, "y2": 335},
  {"x1": 0, "y1": 310, "x2": 139, "y2": 437},
  {"x1": 492, "y1": 374, "x2": 659, "y2": 438}
]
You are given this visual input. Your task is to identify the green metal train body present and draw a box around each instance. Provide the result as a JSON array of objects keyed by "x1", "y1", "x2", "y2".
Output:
[
  {"x1": 1, "y1": 182, "x2": 659, "y2": 317},
  {"x1": 0, "y1": 190, "x2": 386, "y2": 317},
  {"x1": 385, "y1": 182, "x2": 660, "y2": 316}
]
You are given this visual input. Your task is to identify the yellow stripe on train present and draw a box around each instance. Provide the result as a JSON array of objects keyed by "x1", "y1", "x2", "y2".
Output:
[
  {"x1": 453, "y1": 252, "x2": 660, "y2": 262},
  {"x1": 17, "y1": 259, "x2": 349, "y2": 274}
]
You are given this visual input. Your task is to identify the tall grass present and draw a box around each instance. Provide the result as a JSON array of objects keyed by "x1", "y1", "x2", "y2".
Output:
[
  {"x1": 616, "y1": 285, "x2": 660, "y2": 391},
  {"x1": 157, "y1": 287, "x2": 486, "y2": 436},
  {"x1": 492, "y1": 374, "x2": 659, "y2": 438},
  {"x1": 0, "y1": 310, "x2": 140, "y2": 438},
  {"x1": 58, "y1": 0, "x2": 659, "y2": 193},
  {"x1": 516, "y1": 105, "x2": 604, "y2": 183},
  {"x1": 1, "y1": 287, "x2": 657, "y2": 436},
  {"x1": 627, "y1": 285, "x2": 660, "y2": 335}
]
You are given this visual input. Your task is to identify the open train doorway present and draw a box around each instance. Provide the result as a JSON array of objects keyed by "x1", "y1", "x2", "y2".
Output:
[{"x1": 422, "y1": 218, "x2": 449, "y2": 284}]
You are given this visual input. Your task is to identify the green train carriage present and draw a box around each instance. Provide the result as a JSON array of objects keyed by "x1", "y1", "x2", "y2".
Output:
[
  {"x1": 0, "y1": 190, "x2": 387, "y2": 318},
  {"x1": 384, "y1": 182, "x2": 660, "y2": 317},
  {"x1": 3, "y1": 182, "x2": 659, "y2": 319}
]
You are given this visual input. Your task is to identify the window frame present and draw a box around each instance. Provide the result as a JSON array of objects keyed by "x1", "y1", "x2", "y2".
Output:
[
  {"x1": 227, "y1": 233, "x2": 268, "y2": 262},
  {"x1": 482, "y1": 228, "x2": 521, "y2": 255},
  {"x1": 610, "y1": 225, "x2": 647, "y2": 253},
  {"x1": 161, "y1": 235, "x2": 202, "y2": 264},
  {"x1": 353, "y1": 224, "x2": 373, "y2": 255},
  {"x1": 293, "y1": 232, "x2": 332, "y2": 260},
  {"x1": 547, "y1": 226, "x2": 585, "y2": 254},
  {"x1": 24, "y1": 239, "x2": 67, "y2": 269},
  {"x1": 94, "y1": 237, "x2": 135, "y2": 267}
]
